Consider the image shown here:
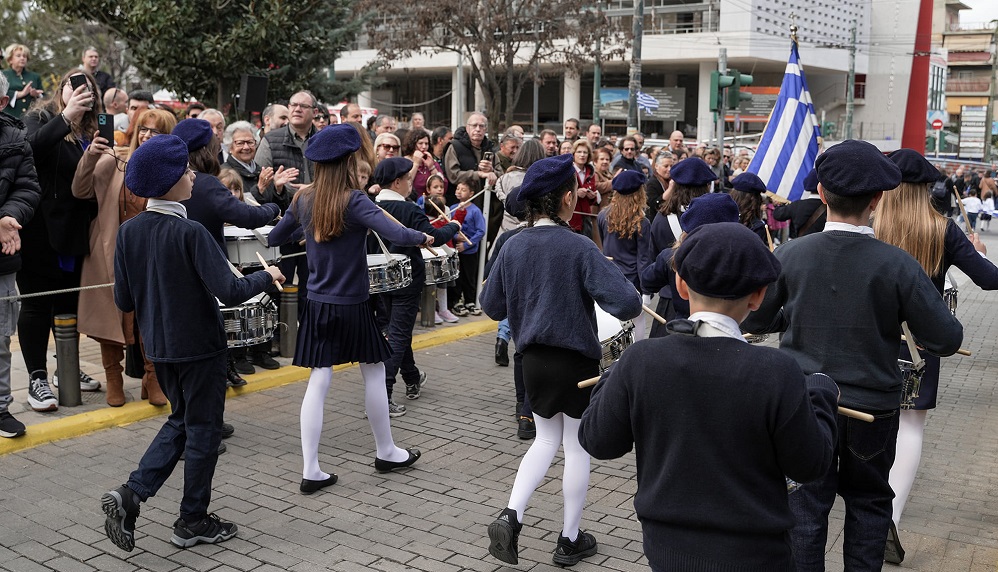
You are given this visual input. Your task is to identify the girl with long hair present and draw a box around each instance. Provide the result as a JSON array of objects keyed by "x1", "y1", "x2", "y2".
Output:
[
  {"x1": 268, "y1": 124, "x2": 434, "y2": 495},
  {"x1": 598, "y1": 170, "x2": 651, "y2": 341},
  {"x1": 481, "y1": 154, "x2": 641, "y2": 567},
  {"x1": 874, "y1": 149, "x2": 998, "y2": 564},
  {"x1": 729, "y1": 172, "x2": 769, "y2": 244}
]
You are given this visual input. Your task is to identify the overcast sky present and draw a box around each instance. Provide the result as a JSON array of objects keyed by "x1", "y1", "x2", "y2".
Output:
[{"x1": 960, "y1": 0, "x2": 998, "y2": 25}]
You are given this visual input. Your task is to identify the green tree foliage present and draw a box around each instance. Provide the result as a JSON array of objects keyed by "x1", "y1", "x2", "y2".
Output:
[{"x1": 39, "y1": 0, "x2": 371, "y2": 110}]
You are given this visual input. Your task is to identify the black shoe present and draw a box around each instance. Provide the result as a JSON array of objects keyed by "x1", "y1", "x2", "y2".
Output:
[
  {"x1": 220, "y1": 422, "x2": 234, "y2": 439},
  {"x1": 251, "y1": 352, "x2": 280, "y2": 370},
  {"x1": 885, "y1": 521, "x2": 905, "y2": 564},
  {"x1": 374, "y1": 448, "x2": 421, "y2": 473},
  {"x1": 552, "y1": 530, "x2": 598, "y2": 566},
  {"x1": 495, "y1": 339, "x2": 509, "y2": 367},
  {"x1": 170, "y1": 513, "x2": 237, "y2": 548},
  {"x1": 487, "y1": 508, "x2": 521, "y2": 565},
  {"x1": 0, "y1": 410, "x2": 25, "y2": 438},
  {"x1": 101, "y1": 485, "x2": 141, "y2": 552},
  {"x1": 226, "y1": 363, "x2": 247, "y2": 387},
  {"x1": 405, "y1": 371, "x2": 427, "y2": 400},
  {"x1": 233, "y1": 356, "x2": 255, "y2": 375},
  {"x1": 300, "y1": 474, "x2": 338, "y2": 495},
  {"x1": 517, "y1": 417, "x2": 535, "y2": 440}
]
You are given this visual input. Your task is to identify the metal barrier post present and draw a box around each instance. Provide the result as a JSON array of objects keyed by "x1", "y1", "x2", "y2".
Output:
[
  {"x1": 280, "y1": 286, "x2": 298, "y2": 358},
  {"x1": 420, "y1": 285, "x2": 436, "y2": 328},
  {"x1": 53, "y1": 314, "x2": 82, "y2": 407}
]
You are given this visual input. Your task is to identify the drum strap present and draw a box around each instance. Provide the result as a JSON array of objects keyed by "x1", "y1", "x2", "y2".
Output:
[
  {"x1": 666, "y1": 214, "x2": 682, "y2": 243},
  {"x1": 901, "y1": 322, "x2": 925, "y2": 371},
  {"x1": 370, "y1": 231, "x2": 394, "y2": 260}
]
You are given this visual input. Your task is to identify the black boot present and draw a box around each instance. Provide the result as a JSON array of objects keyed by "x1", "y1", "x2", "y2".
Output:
[
  {"x1": 495, "y1": 339, "x2": 509, "y2": 367},
  {"x1": 226, "y1": 356, "x2": 247, "y2": 387}
]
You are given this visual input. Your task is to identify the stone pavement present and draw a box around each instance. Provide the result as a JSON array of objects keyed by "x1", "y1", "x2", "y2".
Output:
[{"x1": 2, "y1": 247, "x2": 998, "y2": 570}]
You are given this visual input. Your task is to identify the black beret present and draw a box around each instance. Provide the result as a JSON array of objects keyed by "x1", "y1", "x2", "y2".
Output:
[
  {"x1": 679, "y1": 193, "x2": 740, "y2": 233},
  {"x1": 613, "y1": 170, "x2": 646, "y2": 195},
  {"x1": 504, "y1": 185, "x2": 526, "y2": 219},
  {"x1": 125, "y1": 135, "x2": 190, "y2": 198},
  {"x1": 731, "y1": 172, "x2": 768, "y2": 195},
  {"x1": 172, "y1": 119, "x2": 213, "y2": 152},
  {"x1": 373, "y1": 157, "x2": 413, "y2": 186},
  {"x1": 674, "y1": 222, "x2": 782, "y2": 300},
  {"x1": 518, "y1": 154, "x2": 575, "y2": 202},
  {"x1": 815, "y1": 140, "x2": 902, "y2": 196},
  {"x1": 304, "y1": 123, "x2": 361, "y2": 163},
  {"x1": 670, "y1": 157, "x2": 718, "y2": 187},
  {"x1": 803, "y1": 168, "x2": 819, "y2": 193},
  {"x1": 887, "y1": 149, "x2": 941, "y2": 184}
]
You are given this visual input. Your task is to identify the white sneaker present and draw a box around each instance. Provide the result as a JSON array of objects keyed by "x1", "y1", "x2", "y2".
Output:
[
  {"x1": 438, "y1": 308, "x2": 460, "y2": 323},
  {"x1": 434, "y1": 312, "x2": 444, "y2": 325},
  {"x1": 52, "y1": 371, "x2": 102, "y2": 391},
  {"x1": 27, "y1": 373, "x2": 58, "y2": 412}
]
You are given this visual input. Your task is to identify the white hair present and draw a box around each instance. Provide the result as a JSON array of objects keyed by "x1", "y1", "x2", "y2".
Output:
[{"x1": 224, "y1": 121, "x2": 255, "y2": 146}]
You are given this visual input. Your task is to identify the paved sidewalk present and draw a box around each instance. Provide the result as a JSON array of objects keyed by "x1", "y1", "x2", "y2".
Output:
[{"x1": 1, "y1": 261, "x2": 998, "y2": 570}]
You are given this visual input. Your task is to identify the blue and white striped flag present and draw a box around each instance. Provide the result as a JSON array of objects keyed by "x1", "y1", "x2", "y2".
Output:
[
  {"x1": 748, "y1": 41, "x2": 821, "y2": 201},
  {"x1": 636, "y1": 91, "x2": 660, "y2": 114}
]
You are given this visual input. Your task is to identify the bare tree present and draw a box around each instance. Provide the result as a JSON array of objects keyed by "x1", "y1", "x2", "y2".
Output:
[{"x1": 359, "y1": 0, "x2": 626, "y2": 133}]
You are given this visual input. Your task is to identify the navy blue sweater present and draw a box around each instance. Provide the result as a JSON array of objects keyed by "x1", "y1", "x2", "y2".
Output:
[
  {"x1": 182, "y1": 172, "x2": 281, "y2": 252},
  {"x1": 597, "y1": 207, "x2": 651, "y2": 291},
  {"x1": 480, "y1": 224, "x2": 642, "y2": 360},
  {"x1": 269, "y1": 190, "x2": 427, "y2": 305},
  {"x1": 580, "y1": 334, "x2": 838, "y2": 571},
  {"x1": 114, "y1": 211, "x2": 272, "y2": 362}
]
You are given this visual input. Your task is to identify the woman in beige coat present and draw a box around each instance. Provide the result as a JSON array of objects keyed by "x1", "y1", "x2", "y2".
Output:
[{"x1": 71, "y1": 109, "x2": 176, "y2": 406}]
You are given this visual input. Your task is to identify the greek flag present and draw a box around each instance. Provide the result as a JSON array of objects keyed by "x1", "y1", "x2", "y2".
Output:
[
  {"x1": 748, "y1": 41, "x2": 821, "y2": 201},
  {"x1": 636, "y1": 91, "x2": 660, "y2": 114}
]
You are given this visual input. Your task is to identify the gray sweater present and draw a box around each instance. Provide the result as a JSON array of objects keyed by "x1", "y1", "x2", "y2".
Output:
[{"x1": 742, "y1": 230, "x2": 963, "y2": 410}]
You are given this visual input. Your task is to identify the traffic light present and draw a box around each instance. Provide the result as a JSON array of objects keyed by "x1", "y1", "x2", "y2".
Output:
[
  {"x1": 726, "y1": 69, "x2": 753, "y2": 110},
  {"x1": 710, "y1": 70, "x2": 735, "y2": 112}
]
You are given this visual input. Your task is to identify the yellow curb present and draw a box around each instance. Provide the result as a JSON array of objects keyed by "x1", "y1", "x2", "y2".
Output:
[{"x1": 0, "y1": 319, "x2": 496, "y2": 456}]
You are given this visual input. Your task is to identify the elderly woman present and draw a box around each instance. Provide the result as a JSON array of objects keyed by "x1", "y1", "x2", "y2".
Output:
[
  {"x1": 374, "y1": 132, "x2": 401, "y2": 164},
  {"x1": 72, "y1": 109, "x2": 177, "y2": 406},
  {"x1": 221, "y1": 121, "x2": 296, "y2": 210},
  {"x1": 645, "y1": 151, "x2": 674, "y2": 219},
  {"x1": 2, "y1": 44, "x2": 44, "y2": 118}
]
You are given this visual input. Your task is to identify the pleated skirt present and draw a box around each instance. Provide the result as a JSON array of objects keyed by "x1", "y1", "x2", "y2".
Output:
[
  {"x1": 294, "y1": 299, "x2": 391, "y2": 368},
  {"x1": 521, "y1": 344, "x2": 600, "y2": 419}
]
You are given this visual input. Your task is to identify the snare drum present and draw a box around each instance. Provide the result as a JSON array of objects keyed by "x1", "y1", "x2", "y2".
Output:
[
  {"x1": 898, "y1": 359, "x2": 924, "y2": 410},
  {"x1": 420, "y1": 244, "x2": 459, "y2": 285},
  {"x1": 368, "y1": 253, "x2": 412, "y2": 294},
  {"x1": 595, "y1": 305, "x2": 635, "y2": 372},
  {"x1": 224, "y1": 225, "x2": 279, "y2": 268},
  {"x1": 944, "y1": 271, "x2": 958, "y2": 317},
  {"x1": 220, "y1": 293, "x2": 278, "y2": 348}
]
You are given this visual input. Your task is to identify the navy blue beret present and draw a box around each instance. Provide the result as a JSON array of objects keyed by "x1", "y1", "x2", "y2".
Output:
[
  {"x1": 731, "y1": 172, "x2": 768, "y2": 195},
  {"x1": 674, "y1": 222, "x2": 782, "y2": 300},
  {"x1": 670, "y1": 157, "x2": 718, "y2": 187},
  {"x1": 504, "y1": 185, "x2": 526, "y2": 219},
  {"x1": 373, "y1": 157, "x2": 413, "y2": 186},
  {"x1": 613, "y1": 170, "x2": 646, "y2": 195},
  {"x1": 815, "y1": 140, "x2": 901, "y2": 196},
  {"x1": 304, "y1": 123, "x2": 361, "y2": 163},
  {"x1": 680, "y1": 193, "x2": 740, "y2": 233},
  {"x1": 518, "y1": 154, "x2": 576, "y2": 202},
  {"x1": 803, "y1": 168, "x2": 819, "y2": 193},
  {"x1": 888, "y1": 149, "x2": 941, "y2": 184},
  {"x1": 172, "y1": 118, "x2": 213, "y2": 152},
  {"x1": 125, "y1": 135, "x2": 189, "y2": 198}
]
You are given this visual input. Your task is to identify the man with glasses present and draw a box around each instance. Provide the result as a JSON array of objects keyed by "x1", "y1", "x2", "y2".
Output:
[
  {"x1": 611, "y1": 136, "x2": 644, "y2": 174},
  {"x1": 444, "y1": 112, "x2": 496, "y2": 204},
  {"x1": 103, "y1": 87, "x2": 129, "y2": 145},
  {"x1": 185, "y1": 103, "x2": 206, "y2": 119}
]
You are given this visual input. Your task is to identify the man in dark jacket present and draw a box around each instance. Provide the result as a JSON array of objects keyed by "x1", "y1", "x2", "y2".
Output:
[
  {"x1": 0, "y1": 75, "x2": 43, "y2": 438},
  {"x1": 444, "y1": 112, "x2": 499, "y2": 246}
]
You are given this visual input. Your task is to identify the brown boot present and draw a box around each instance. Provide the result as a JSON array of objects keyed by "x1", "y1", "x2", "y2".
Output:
[
  {"x1": 100, "y1": 343, "x2": 126, "y2": 407},
  {"x1": 138, "y1": 337, "x2": 167, "y2": 406}
]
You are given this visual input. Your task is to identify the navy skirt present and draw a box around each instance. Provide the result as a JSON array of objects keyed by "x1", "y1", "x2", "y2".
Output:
[
  {"x1": 294, "y1": 299, "x2": 391, "y2": 368},
  {"x1": 521, "y1": 344, "x2": 600, "y2": 419}
]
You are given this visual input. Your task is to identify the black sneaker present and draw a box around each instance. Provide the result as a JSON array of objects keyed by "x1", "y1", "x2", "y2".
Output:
[
  {"x1": 487, "y1": 508, "x2": 521, "y2": 565},
  {"x1": 52, "y1": 371, "x2": 102, "y2": 391},
  {"x1": 251, "y1": 352, "x2": 280, "y2": 370},
  {"x1": 388, "y1": 399, "x2": 406, "y2": 417},
  {"x1": 170, "y1": 513, "x2": 237, "y2": 548},
  {"x1": 220, "y1": 422, "x2": 234, "y2": 439},
  {"x1": 101, "y1": 485, "x2": 141, "y2": 552},
  {"x1": 452, "y1": 303, "x2": 469, "y2": 317},
  {"x1": 885, "y1": 521, "x2": 905, "y2": 564},
  {"x1": 552, "y1": 530, "x2": 598, "y2": 566},
  {"x1": 232, "y1": 355, "x2": 255, "y2": 375},
  {"x1": 517, "y1": 417, "x2": 535, "y2": 440},
  {"x1": 0, "y1": 411, "x2": 25, "y2": 438},
  {"x1": 27, "y1": 372, "x2": 57, "y2": 412},
  {"x1": 405, "y1": 371, "x2": 427, "y2": 400}
]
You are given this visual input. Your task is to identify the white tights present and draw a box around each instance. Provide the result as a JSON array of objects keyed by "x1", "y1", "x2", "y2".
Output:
[
  {"x1": 506, "y1": 413, "x2": 590, "y2": 541},
  {"x1": 300, "y1": 363, "x2": 409, "y2": 480},
  {"x1": 889, "y1": 408, "x2": 928, "y2": 526},
  {"x1": 437, "y1": 287, "x2": 449, "y2": 309}
]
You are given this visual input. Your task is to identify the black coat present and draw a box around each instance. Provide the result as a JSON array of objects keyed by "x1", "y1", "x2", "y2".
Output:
[{"x1": 0, "y1": 113, "x2": 42, "y2": 275}]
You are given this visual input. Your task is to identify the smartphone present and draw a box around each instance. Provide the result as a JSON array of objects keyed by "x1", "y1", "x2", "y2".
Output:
[
  {"x1": 69, "y1": 74, "x2": 89, "y2": 92},
  {"x1": 483, "y1": 151, "x2": 494, "y2": 163},
  {"x1": 98, "y1": 113, "x2": 114, "y2": 143}
]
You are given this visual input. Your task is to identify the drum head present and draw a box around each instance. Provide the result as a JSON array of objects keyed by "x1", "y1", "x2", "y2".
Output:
[
  {"x1": 367, "y1": 253, "x2": 408, "y2": 265},
  {"x1": 223, "y1": 225, "x2": 274, "y2": 239},
  {"x1": 595, "y1": 305, "x2": 623, "y2": 342}
]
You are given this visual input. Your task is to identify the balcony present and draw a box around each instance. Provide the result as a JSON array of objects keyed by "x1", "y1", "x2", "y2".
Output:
[
  {"x1": 947, "y1": 78, "x2": 992, "y2": 93},
  {"x1": 605, "y1": 1, "x2": 720, "y2": 35}
]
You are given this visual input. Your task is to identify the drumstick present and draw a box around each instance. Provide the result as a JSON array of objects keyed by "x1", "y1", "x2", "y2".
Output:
[
  {"x1": 900, "y1": 334, "x2": 971, "y2": 356},
  {"x1": 447, "y1": 188, "x2": 487, "y2": 215},
  {"x1": 379, "y1": 207, "x2": 440, "y2": 256},
  {"x1": 426, "y1": 198, "x2": 473, "y2": 246},
  {"x1": 953, "y1": 187, "x2": 974, "y2": 234},
  {"x1": 579, "y1": 376, "x2": 875, "y2": 422},
  {"x1": 255, "y1": 251, "x2": 284, "y2": 292},
  {"x1": 642, "y1": 304, "x2": 667, "y2": 324}
]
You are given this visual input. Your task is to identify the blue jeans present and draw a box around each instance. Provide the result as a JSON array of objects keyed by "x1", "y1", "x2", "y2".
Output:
[
  {"x1": 790, "y1": 409, "x2": 900, "y2": 571},
  {"x1": 497, "y1": 318, "x2": 511, "y2": 342},
  {"x1": 127, "y1": 354, "x2": 227, "y2": 522},
  {"x1": 383, "y1": 288, "x2": 422, "y2": 399}
]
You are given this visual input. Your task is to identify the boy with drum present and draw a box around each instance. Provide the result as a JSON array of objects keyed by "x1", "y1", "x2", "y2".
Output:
[
  {"x1": 741, "y1": 140, "x2": 964, "y2": 570},
  {"x1": 580, "y1": 222, "x2": 839, "y2": 571}
]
